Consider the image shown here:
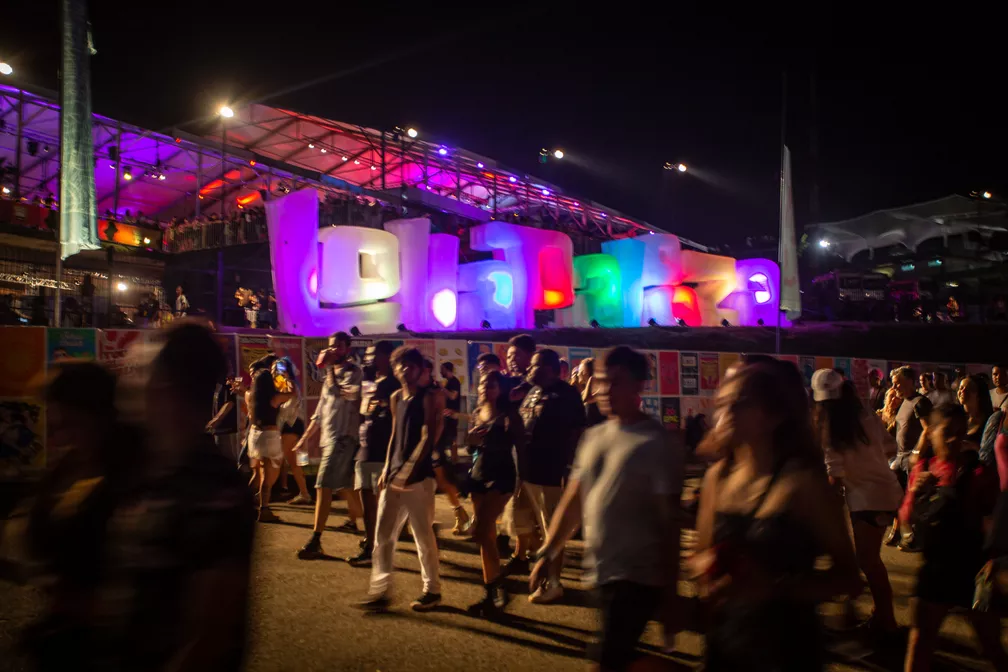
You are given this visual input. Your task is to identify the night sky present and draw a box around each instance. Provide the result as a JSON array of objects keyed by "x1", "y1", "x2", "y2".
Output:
[{"x1": 2, "y1": 3, "x2": 1003, "y2": 246}]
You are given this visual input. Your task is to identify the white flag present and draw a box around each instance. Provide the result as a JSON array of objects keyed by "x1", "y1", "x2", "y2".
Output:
[{"x1": 778, "y1": 145, "x2": 801, "y2": 320}]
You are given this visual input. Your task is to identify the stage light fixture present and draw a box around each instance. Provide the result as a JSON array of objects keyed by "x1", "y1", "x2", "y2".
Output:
[
  {"x1": 477, "y1": 162, "x2": 484, "y2": 169},
  {"x1": 721, "y1": 319, "x2": 731, "y2": 327},
  {"x1": 308, "y1": 143, "x2": 315, "y2": 149},
  {"x1": 589, "y1": 319, "x2": 601, "y2": 328},
  {"x1": 123, "y1": 167, "x2": 133, "y2": 181},
  {"x1": 1, "y1": 186, "x2": 10, "y2": 195},
  {"x1": 818, "y1": 239, "x2": 830, "y2": 248},
  {"x1": 480, "y1": 319, "x2": 492, "y2": 330},
  {"x1": 677, "y1": 162, "x2": 687, "y2": 173},
  {"x1": 648, "y1": 318, "x2": 660, "y2": 327},
  {"x1": 109, "y1": 147, "x2": 118, "y2": 160},
  {"x1": 542, "y1": 188, "x2": 550, "y2": 196},
  {"x1": 438, "y1": 147, "x2": 448, "y2": 156},
  {"x1": 983, "y1": 191, "x2": 993, "y2": 199},
  {"x1": 508, "y1": 176, "x2": 517, "y2": 183},
  {"x1": 116, "y1": 282, "x2": 128, "y2": 292},
  {"x1": 143, "y1": 237, "x2": 151, "y2": 245},
  {"x1": 676, "y1": 318, "x2": 687, "y2": 327},
  {"x1": 27, "y1": 140, "x2": 38, "y2": 156},
  {"x1": 553, "y1": 149, "x2": 564, "y2": 159},
  {"x1": 158, "y1": 173, "x2": 166, "y2": 181},
  {"x1": 342, "y1": 155, "x2": 349, "y2": 162},
  {"x1": 757, "y1": 318, "x2": 765, "y2": 326},
  {"x1": 407, "y1": 127, "x2": 418, "y2": 138},
  {"x1": 370, "y1": 165, "x2": 377, "y2": 171},
  {"x1": 0, "y1": 62, "x2": 13, "y2": 76},
  {"x1": 218, "y1": 105, "x2": 234, "y2": 118},
  {"x1": 350, "y1": 326, "x2": 362, "y2": 337},
  {"x1": 353, "y1": 159, "x2": 360, "y2": 165},
  {"x1": 396, "y1": 323, "x2": 408, "y2": 332}
]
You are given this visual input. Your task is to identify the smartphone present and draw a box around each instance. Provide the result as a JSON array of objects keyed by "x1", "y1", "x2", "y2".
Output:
[{"x1": 275, "y1": 360, "x2": 288, "y2": 375}]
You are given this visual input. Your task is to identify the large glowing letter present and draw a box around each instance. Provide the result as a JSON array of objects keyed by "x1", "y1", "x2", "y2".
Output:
[
  {"x1": 457, "y1": 260, "x2": 517, "y2": 330},
  {"x1": 384, "y1": 218, "x2": 431, "y2": 331},
  {"x1": 601, "y1": 237, "x2": 645, "y2": 327},
  {"x1": 573, "y1": 254, "x2": 623, "y2": 327},
  {"x1": 680, "y1": 250, "x2": 738, "y2": 326},
  {"x1": 266, "y1": 189, "x2": 401, "y2": 336},
  {"x1": 425, "y1": 233, "x2": 459, "y2": 330},
  {"x1": 469, "y1": 222, "x2": 574, "y2": 329},
  {"x1": 718, "y1": 258, "x2": 788, "y2": 327}
]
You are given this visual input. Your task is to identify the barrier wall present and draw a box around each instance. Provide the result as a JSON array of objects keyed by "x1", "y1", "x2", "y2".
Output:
[{"x1": 0, "y1": 326, "x2": 993, "y2": 480}]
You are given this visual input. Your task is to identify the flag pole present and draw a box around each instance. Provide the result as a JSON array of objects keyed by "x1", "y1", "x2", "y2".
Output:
[{"x1": 776, "y1": 71, "x2": 787, "y2": 355}]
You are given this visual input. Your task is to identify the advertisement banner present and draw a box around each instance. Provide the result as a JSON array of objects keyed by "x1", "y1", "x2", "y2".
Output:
[
  {"x1": 661, "y1": 396, "x2": 681, "y2": 431},
  {"x1": 815, "y1": 356, "x2": 834, "y2": 373},
  {"x1": 658, "y1": 351, "x2": 680, "y2": 396},
  {"x1": 643, "y1": 351, "x2": 659, "y2": 395},
  {"x1": 97, "y1": 329, "x2": 148, "y2": 376},
  {"x1": 435, "y1": 340, "x2": 469, "y2": 392},
  {"x1": 680, "y1": 396, "x2": 715, "y2": 429},
  {"x1": 0, "y1": 399, "x2": 45, "y2": 476},
  {"x1": 680, "y1": 351, "x2": 699, "y2": 396},
  {"x1": 641, "y1": 397, "x2": 661, "y2": 423},
  {"x1": 718, "y1": 352, "x2": 741, "y2": 382},
  {"x1": 47, "y1": 327, "x2": 96, "y2": 363},
  {"x1": 303, "y1": 338, "x2": 329, "y2": 398},
  {"x1": 405, "y1": 339, "x2": 436, "y2": 362},
  {"x1": 238, "y1": 335, "x2": 271, "y2": 387},
  {"x1": 0, "y1": 327, "x2": 46, "y2": 398},
  {"x1": 799, "y1": 356, "x2": 816, "y2": 387},
  {"x1": 699, "y1": 353, "x2": 720, "y2": 396},
  {"x1": 833, "y1": 357, "x2": 852, "y2": 381}
]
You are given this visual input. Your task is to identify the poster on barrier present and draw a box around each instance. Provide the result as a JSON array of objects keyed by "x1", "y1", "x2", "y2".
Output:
[
  {"x1": 660, "y1": 397, "x2": 681, "y2": 431},
  {"x1": 238, "y1": 335, "x2": 271, "y2": 387},
  {"x1": 815, "y1": 356, "x2": 834, "y2": 372},
  {"x1": 98, "y1": 329, "x2": 148, "y2": 376},
  {"x1": 680, "y1": 396, "x2": 714, "y2": 429},
  {"x1": 643, "y1": 351, "x2": 659, "y2": 395},
  {"x1": 641, "y1": 397, "x2": 661, "y2": 422},
  {"x1": 435, "y1": 340, "x2": 469, "y2": 394},
  {"x1": 0, "y1": 399, "x2": 45, "y2": 475},
  {"x1": 405, "y1": 339, "x2": 436, "y2": 362},
  {"x1": 699, "y1": 353, "x2": 719, "y2": 396},
  {"x1": 467, "y1": 341, "x2": 494, "y2": 395},
  {"x1": 718, "y1": 352, "x2": 741, "y2": 381},
  {"x1": 303, "y1": 338, "x2": 329, "y2": 398},
  {"x1": 798, "y1": 357, "x2": 816, "y2": 386},
  {"x1": 0, "y1": 327, "x2": 46, "y2": 398},
  {"x1": 680, "y1": 352, "x2": 699, "y2": 396},
  {"x1": 833, "y1": 357, "x2": 852, "y2": 380},
  {"x1": 658, "y1": 351, "x2": 680, "y2": 396},
  {"x1": 47, "y1": 327, "x2": 95, "y2": 363}
]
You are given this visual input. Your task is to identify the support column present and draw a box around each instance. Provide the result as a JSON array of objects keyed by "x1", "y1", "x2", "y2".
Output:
[
  {"x1": 216, "y1": 248, "x2": 224, "y2": 326},
  {"x1": 14, "y1": 90, "x2": 23, "y2": 199},
  {"x1": 112, "y1": 122, "x2": 122, "y2": 215}
]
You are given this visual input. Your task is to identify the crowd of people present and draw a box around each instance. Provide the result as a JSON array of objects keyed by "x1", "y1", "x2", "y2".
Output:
[{"x1": 10, "y1": 319, "x2": 1008, "y2": 671}]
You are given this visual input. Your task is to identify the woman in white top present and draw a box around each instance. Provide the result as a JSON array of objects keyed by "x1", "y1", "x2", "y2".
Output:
[{"x1": 812, "y1": 369, "x2": 903, "y2": 636}]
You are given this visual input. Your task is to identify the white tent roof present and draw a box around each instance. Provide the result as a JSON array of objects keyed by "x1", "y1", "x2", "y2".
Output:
[{"x1": 811, "y1": 195, "x2": 1008, "y2": 260}]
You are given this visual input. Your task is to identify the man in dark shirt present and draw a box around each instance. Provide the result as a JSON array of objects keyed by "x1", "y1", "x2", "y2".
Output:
[
  {"x1": 439, "y1": 361, "x2": 463, "y2": 464},
  {"x1": 207, "y1": 376, "x2": 240, "y2": 463},
  {"x1": 348, "y1": 340, "x2": 397, "y2": 567},
  {"x1": 501, "y1": 334, "x2": 539, "y2": 574},
  {"x1": 519, "y1": 348, "x2": 585, "y2": 604}
]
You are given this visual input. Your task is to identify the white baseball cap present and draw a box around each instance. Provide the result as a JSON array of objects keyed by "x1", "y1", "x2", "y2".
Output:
[{"x1": 811, "y1": 368, "x2": 844, "y2": 402}]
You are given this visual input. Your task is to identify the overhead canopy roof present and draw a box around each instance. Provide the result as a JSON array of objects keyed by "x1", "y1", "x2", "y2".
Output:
[
  {"x1": 1, "y1": 83, "x2": 680, "y2": 243},
  {"x1": 810, "y1": 195, "x2": 1008, "y2": 260}
]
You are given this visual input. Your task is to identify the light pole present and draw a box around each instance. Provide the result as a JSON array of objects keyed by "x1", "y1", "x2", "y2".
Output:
[
  {"x1": 663, "y1": 161, "x2": 687, "y2": 173},
  {"x1": 0, "y1": 62, "x2": 12, "y2": 76},
  {"x1": 218, "y1": 105, "x2": 233, "y2": 216}
]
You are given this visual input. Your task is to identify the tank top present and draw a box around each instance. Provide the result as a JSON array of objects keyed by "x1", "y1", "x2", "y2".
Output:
[{"x1": 387, "y1": 386, "x2": 433, "y2": 488}]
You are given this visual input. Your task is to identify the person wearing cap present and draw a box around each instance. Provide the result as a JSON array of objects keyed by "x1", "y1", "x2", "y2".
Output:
[{"x1": 811, "y1": 369, "x2": 904, "y2": 637}]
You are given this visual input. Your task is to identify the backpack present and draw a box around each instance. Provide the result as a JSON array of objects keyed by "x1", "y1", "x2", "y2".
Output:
[{"x1": 910, "y1": 458, "x2": 972, "y2": 551}]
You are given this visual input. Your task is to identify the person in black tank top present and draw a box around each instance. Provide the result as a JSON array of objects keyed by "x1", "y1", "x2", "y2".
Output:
[
  {"x1": 420, "y1": 359, "x2": 471, "y2": 535},
  {"x1": 359, "y1": 347, "x2": 444, "y2": 613}
]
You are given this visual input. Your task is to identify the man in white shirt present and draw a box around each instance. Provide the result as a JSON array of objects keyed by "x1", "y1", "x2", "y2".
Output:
[
  {"x1": 991, "y1": 365, "x2": 1008, "y2": 411},
  {"x1": 927, "y1": 372, "x2": 956, "y2": 407},
  {"x1": 174, "y1": 285, "x2": 189, "y2": 317}
]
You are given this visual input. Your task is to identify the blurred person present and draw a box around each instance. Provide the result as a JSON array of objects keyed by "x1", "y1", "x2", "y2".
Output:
[
  {"x1": 918, "y1": 372, "x2": 934, "y2": 397},
  {"x1": 879, "y1": 387, "x2": 901, "y2": 435},
  {"x1": 927, "y1": 371, "x2": 955, "y2": 407},
  {"x1": 692, "y1": 360, "x2": 861, "y2": 671},
  {"x1": 559, "y1": 358, "x2": 571, "y2": 383},
  {"x1": 275, "y1": 357, "x2": 311, "y2": 505},
  {"x1": 519, "y1": 348, "x2": 586, "y2": 604},
  {"x1": 246, "y1": 367, "x2": 293, "y2": 522},
  {"x1": 359, "y1": 347, "x2": 444, "y2": 612},
  {"x1": 476, "y1": 352, "x2": 502, "y2": 377},
  {"x1": 437, "y1": 360, "x2": 471, "y2": 534},
  {"x1": 884, "y1": 366, "x2": 932, "y2": 549},
  {"x1": 21, "y1": 362, "x2": 135, "y2": 670},
  {"x1": 531, "y1": 346, "x2": 685, "y2": 670},
  {"x1": 174, "y1": 285, "x2": 189, "y2": 317},
  {"x1": 868, "y1": 368, "x2": 888, "y2": 413},
  {"x1": 992, "y1": 364, "x2": 1008, "y2": 411},
  {"x1": 812, "y1": 371, "x2": 902, "y2": 637},
  {"x1": 958, "y1": 374, "x2": 995, "y2": 446},
  {"x1": 101, "y1": 321, "x2": 254, "y2": 670},
  {"x1": 421, "y1": 358, "x2": 471, "y2": 535},
  {"x1": 348, "y1": 341, "x2": 398, "y2": 567},
  {"x1": 206, "y1": 374, "x2": 241, "y2": 463},
  {"x1": 467, "y1": 370, "x2": 523, "y2": 614},
  {"x1": 580, "y1": 357, "x2": 606, "y2": 428},
  {"x1": 297, "y1": 332, "x2": 363, "y2": 559},
  {"x1": 900, "y1": 404, "x2": 1006, "y2": 672}
]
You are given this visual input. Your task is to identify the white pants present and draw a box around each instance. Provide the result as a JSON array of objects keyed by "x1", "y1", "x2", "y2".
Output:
[{"x1": 368, "y1": 478, "x2": 441, "y2": 597}]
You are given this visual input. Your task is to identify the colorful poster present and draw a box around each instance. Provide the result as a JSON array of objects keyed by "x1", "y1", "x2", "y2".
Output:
[
  {"x1": 467, "y1": 341, "x2": 495, "y2": 395},
  {"x1": 47, "y1": 327, "x2": 95, "y2": 362},
  {"x1": 0, "y1": 327, "x2": 46, "y2": 397},
  {"x1": 699, "y1": 353, "x2": 720, "y2": 396},
  {"x1": 680, "y1": 351, "x2": 699, "y2": 396},
  {"x1": 851, "y1": 359, "x2": 872, "y2": 400},
  {"x1": 815, "y1": 356, "x2": 834, "y2": 373},
  {"x1": 641, "y1": 396, "x2": 661, "y2": 422},
  {"x1": 404, "y1": 339, "x2": 436, "y2": 362},
  {"x1": 659, "y1": 351, "x2": 680, "y2": 396},
  {"x1": 661, "y1": 397, "x2": 681, "y2": 431},
  {"x1": 97, "y1": 329, "x2": 148, "y2": 376},
  {"x1": 213, "y1": 333, "x2": 238, "y2": 379},
  {"x1": 435, "y1": 340, "x2": 469, "y2": 395},
  {"x1": 238, "y1": 334, "x2": 271, "y2": 387},
  {"x1": 799, "y1": 356, "x2": 816, "y2": 387},
  {"x1": 680, "y1": 396, "x2": 715, "y2": 430},
  {"x1": 643, "y1": 351, "x2": 659, "y2": 395},
  {"x1": 303, "y1": 338, "x2": 329, "y2": 398},
  {"x1": 718, "y1": 352, "x2": 741, "y2": 382},
  {"x1": 0, "y1": 399, "x2": 45, "y2": 476},
  {"x1": 833, "y1": 357, "x2": 852, "y2": 380}
]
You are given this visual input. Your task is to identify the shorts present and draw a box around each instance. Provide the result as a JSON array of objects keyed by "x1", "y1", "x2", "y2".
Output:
[
  {"x1": 522, "y1": 482, "x2": 563, "y2": 537},
  {"x1": 355, "y1": 461, "x2": 384, "y2": 491},
  {"x1": 592, "y1": 580, "x2": 661, "y2": 671},
  {"x1": 247, "y1": 427, "x2": 282, "y2": 468},
  {"x1": 850, "y1": 510, "x2": 895, "y2": 528},
  {"x1": 281, "y1": 418, "x2": 305, "y2": 438},
  {"x1": 505, "y1": 485, "x2": 539, "y2": 538},
  {"x1": 317, "y1": 436, "x2": 358, "y2": 490}
]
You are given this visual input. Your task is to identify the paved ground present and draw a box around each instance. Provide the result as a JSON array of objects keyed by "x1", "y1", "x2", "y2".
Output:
[{"x1": 1, "y1": 492, "x2": 1005, "y2": 671}]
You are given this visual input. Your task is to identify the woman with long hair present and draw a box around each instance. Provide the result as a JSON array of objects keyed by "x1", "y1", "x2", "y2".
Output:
[
  {"x1": 274, "y1": 357, "x2": 311, "y2": 505},
  {"x1": 811, "y1": 370, "x2": 903, "y2": 637},
  {"x1": 901, "y1": 404, "x2": 1006, "y2": 671},
  {"x1": 247, "y1": 367, "x2": 292, "y2": 522},
  {"x1": 692, "y1": 361, "x2": 861, "y2": 671},
  {"x1": 467, "y1": 370, "x2": 522, "y2": 613},
  {"x1": 958, "y1": 374, "x2": 995, "y2": 446}
]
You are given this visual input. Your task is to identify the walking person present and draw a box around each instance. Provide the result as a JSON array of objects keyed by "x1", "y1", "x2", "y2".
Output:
[
  {"x1": 247, "y1": 367, "x2": 293, "y2": 523},
  {"x1": 297, "y1": 332, "x2": 363, "y2": 559},
  {"x1": 348, "y1": 341, "x2": 398, "y2": 567},
  {"x1": 467, "y1": 370, "x2": 522, "y2": 613},
  {"x1": 692, "y1": 360, "x2": 862, "y2": 671},
  {"x1": 811, "y1": 370, "x2": 903, "y2": 638},
  {"x1": 207, "y1": 374, "x2": 241, "y2": 463},
  {"x1": 519, "y1": 348, "x2": 586, "y2": 604},
  {"x1": 884, "y1": 366, "x2": 932, "y2": 549},
  {"x1": 531, "y1": 346, "x2": 685, "y2": 670},
  {"x1": 275, "y1": 357, "x2": 312, "y2": 505},
  {"x1": 359, "y1": 347, "x2": 444, "y2": 612},
  {"x1": 420, "y1": 358, "x2": 471, "y2": 535}
]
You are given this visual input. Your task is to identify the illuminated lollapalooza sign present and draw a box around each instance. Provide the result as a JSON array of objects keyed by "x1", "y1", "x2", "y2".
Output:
[{"x1": 265, "y1": 189, "x2": 786, "y2": 337}]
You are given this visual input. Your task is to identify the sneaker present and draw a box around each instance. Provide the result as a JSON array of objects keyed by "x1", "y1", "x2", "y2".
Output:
[
  {"x1": 452, "y1": 506, "x2": 472, "y2": 536},
  {"x1": 357, "y1": 594, "x2": 391, "y2": 612},
  {"x1": 883, "y1": 523, "x2": 900, "y2": 547},
  {"x1": 491, "y1": 583, "x2": 509, "y2": 610},
  {"x1": 898, "y1": 538, "x2": 920, "y2": 553},
  {"x1": 358, "y1": 539, "x2": 369, "y2": 550},
  {"x1": 257, "y1": 507, "x2": 281, "y2": 523},
  {"x1": 335, "y1": 520, "x2": 358, "y2": 534},
  {"x1": 528, "y1": 581, "x2": 563, "y2": 604},
  {"x1": 347, "y1": 551, "x2": 372, "y2": 567},
  {"x1": 296, "y1": 537, "x2": 325, "y2": 560},
  {"x1": 288, "y1": 493, "x2": 313, "y2": 506},
  {"x1": 503, "y1": 555, "x2": 529, "y2": 576},
  {"x1": 410, "y1": 592, "x2": 442, "y2": 612}
]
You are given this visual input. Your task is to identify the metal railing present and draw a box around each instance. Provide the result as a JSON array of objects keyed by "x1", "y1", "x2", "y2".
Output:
[{"x1": 164, "y1": 216, "x2": 269, "y2": 253}]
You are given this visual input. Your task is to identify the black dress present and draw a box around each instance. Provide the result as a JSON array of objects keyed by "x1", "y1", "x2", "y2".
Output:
[{"x1": 468, "y1": 414, "x2": 517, "y2": 495}]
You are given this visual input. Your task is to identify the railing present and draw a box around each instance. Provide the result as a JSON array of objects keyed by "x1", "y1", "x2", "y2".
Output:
[{"x1": 164, "y1": 217, "x2": 269, "y2": 253}]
